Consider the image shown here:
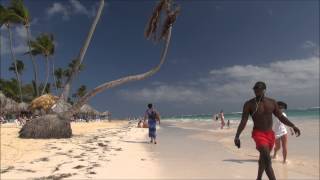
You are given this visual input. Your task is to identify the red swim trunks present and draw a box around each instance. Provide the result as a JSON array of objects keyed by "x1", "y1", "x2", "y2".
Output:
[{"x1": 252, "y1": 129, "x2": 275, "y2": 150}]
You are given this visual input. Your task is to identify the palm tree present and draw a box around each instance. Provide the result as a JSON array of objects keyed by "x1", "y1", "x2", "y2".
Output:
[
  {"x1": 0, "y1": 78, "x2": 20, "y2": 102},
  {"x1": 19, "y1": 0, "x2": 180, "y2": 139},
  {"x1": 9, "y1": 60, "x2": 25, "y2": 89},
  {"x1": 0, "y1": 5, "x2": 23, "y2": 102},
  {"x1": 67, "y1": 0, "x2": 180, "y2": 116},
  {"x1": 72, "y1": 85, "x2": 87, "y2": 101},
  {"x1": 60, "y1": 0, "x2": 105, "y2": 101},
  {"x1": 8, "y1": 0, "x2": 39, "y2": 96},
  {"x1": 9, "y1": 60, "x2": 24, "y2": 75},
  {"x1": 54, "y1": 68, "x2": 64, "y2": 91},
  {"x1": 27, "y1": 33, "x2": 55, "y2": 95}
]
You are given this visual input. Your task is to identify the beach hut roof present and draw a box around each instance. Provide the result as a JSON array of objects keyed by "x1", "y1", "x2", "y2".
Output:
[
  {"x1": 3, "y1": 98, "x2": 18, "y2": 113},
  {"x1": 80, "y1": 104, "x2": 99, "y2": 114},
  {"x1": 100, "y1": 111, "x2": 110, "y2": 116},
  {"x1": 30, "y1": 94, "x2": 59, "y2": 111},
  {"x1": 17, "y1": 102, "x2": 29, "y2": 112},
  {"x1": 51, "y1": 100, "x2": 72, "y2": 113}
]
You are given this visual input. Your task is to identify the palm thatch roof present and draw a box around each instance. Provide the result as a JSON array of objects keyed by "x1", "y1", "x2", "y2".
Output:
[
  {"x1": 51, "y1": 100, "x2": 72, "y2": 113},
  {"x1": 0, "y1": 91, "x2": 6, "y2": 112},
  {"x1": 30, "y1": 94, "x2": 59, "y2": 111},
  {"x1": 79, "y1": 104, "x2": 99, "y2": 115},
  {"x1": 0, "y1": 91, "x2": 19, "y2": 114},
  {"x1": 17, "y1": 102, "x2": 29, "y2": 112},
  {"x1": 100, "y1": 111, "x2": 109, "y2": 116}
]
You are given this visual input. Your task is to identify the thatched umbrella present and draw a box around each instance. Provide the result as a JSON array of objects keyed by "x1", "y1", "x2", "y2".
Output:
[
  {"x1": 0, "y1": 91, "x2": 7, "y2": 113},
  {"x1": 0, "y1": 93, "x2": 19, "y2": 114},
  {"x1": 80, "y1": 104, "x2": 97, "y2": 114},
  {"x1": 51, "y1": 100, "x2": 72, "y2": 113},
  {"x1": 29, "y1": 94, "x2": 59, "y2": 112},
  {"x1": 17, "y1": 102, "x2": 29, "y2": 112},
  {"x1": 100, "y1": 111, "x2": 109, "y2": 116}
]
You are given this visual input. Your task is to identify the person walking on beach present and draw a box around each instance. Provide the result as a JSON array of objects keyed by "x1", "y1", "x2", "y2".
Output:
[
  {"x1": 272, "y1": 101, "x2": 294, "y2": 163},
  {"x1": 144, "y1": 103, "x2": 160, "y2": 144},
  {"x1": 219, "y1": 110, "x2": 225, "y2": 129},
  {"x1": 234, "y1": 81, "x2": 301, "y2": 180}
]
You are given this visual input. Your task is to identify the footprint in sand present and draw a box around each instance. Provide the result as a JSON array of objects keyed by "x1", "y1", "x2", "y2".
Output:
[
  {"x1": 97, "y1": 142, "x2": 108, "y2": 147},
  {"x1": 37, "y1": 173, "x2": 74, "y2": 180},
  {"x1": 0, "y1": 166, "x2": 14, "y2": 173},
  {"x1": 16, "y1": 168, "x2": 36, "y2": 173},
  {"x1": 36, "y1": 157, "x2": 49, "y2": 162},
  {"x1": 73, "y1": 165, "x2": 86, "y2": 169}
]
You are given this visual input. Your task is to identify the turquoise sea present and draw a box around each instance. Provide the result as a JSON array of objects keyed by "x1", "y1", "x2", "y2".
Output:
[{"x1": 163, "y1": 107, "x2": 319, "y2": 122}]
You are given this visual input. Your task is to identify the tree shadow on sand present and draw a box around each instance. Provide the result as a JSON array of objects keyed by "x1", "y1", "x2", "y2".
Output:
[{"x1": 223, "y1": 159, "x2": 258, "y2": 164}]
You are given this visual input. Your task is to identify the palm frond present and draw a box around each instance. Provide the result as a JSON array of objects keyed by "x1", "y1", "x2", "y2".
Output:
[
  {"x1": 144, "y1": 0, "x2": 168, "y2": 41},
  {"x1": 9, "y1": 0, "x2": 30, "y2": 25},
  {"x1": 160, "y1": 5, "x2": 180, "y2": 40}
]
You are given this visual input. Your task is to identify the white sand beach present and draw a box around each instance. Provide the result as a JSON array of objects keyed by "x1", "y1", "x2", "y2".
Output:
[{"x1": 1, "y1": 119, "x2": 319, "y2": 179}]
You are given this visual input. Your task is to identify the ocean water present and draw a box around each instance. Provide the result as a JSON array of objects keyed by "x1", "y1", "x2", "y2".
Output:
[{"x1": 163, "y1": 107, "x2": 319, "y2": 122}]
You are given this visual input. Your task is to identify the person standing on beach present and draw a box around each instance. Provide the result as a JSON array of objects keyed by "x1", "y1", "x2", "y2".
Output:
[
  {"x1": 272, "y1": 101, "x2": 294, "y2": 163},
  {"x1": 219, "y1": 110, "x2": 225, "y2": 129},
  {"x1": 144, "y1": 103, "x2": 160, "y2": 144},
  {"x1": 234, "y1": 81, "x2": 301, "y2": 180}
]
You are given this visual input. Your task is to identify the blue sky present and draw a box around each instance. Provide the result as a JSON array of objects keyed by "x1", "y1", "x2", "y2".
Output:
[{"x1": 1, "y1": 0, "x2": 319, "y2": 118}]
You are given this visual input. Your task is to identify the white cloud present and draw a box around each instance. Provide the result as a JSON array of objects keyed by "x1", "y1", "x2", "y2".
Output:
[
  {"x1": 47, "y1": 0, "x2": 96, "y2": 20},
  {"x1": 119, "y1": 57, "x2": 319, "y2": 108},
  {"x1": 302, "y1": 41, "x2": 316, "y2": 49},
  {"x1": 120, "y1": 85, "x2": 205, "y2": 104},
  {"x1": 302, "y1": 40, "x2": 319, "y2": 57},
  {"x1": 47, "y1": 2, "x2": 70, "y2": 20},
  {"x1": 14, "y1": 26, "x2": 27, "y2": 39},
  {"x1": 1, "y1": 26, "x2": 28, "y2": 55},
  {"x1": 70, "y1": 0, "x2": 92, "y2": 16}
]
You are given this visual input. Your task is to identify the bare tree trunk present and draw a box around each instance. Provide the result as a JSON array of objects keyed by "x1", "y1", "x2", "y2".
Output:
[
  {"x1": 65, "y1": 26, "x2": 172, "y2": 117},
  {"x1": 41, "y1": 56, "x2": 50, "y2": 95},
  {"x1": 26, "y1": 26, "x2": 39, "y2": 97},
  {"x1": 60, "y1": 0, "x2": 105, "y2": 101},
  {"x1": 7, "y1": 26, "x2": 23, "y2": 102}
]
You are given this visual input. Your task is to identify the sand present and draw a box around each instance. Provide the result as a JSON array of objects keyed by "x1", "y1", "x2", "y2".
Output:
[
  {"x1": 1, "y1": 120, "x2": 157, "y2": 179},
  {"x1": 1, "y1": 119, "x2": 319, "y2": 179}
]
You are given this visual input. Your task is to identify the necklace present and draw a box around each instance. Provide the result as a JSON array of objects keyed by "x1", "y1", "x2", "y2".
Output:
[{"x1": 252, "y1": 96, "x2": 263, "y2": 117}]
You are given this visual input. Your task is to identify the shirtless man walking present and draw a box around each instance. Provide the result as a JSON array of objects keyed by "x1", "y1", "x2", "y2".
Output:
[{"x1": 234, "y1": 81, "x2": 301, "y2": 180}]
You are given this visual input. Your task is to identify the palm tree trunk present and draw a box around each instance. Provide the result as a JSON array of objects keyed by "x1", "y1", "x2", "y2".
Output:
[
  {"x1": 65, "y1": 26, "x2": 172, "y2": 117},
  {"x1": 51, "y1": 58, "x2": 58, "y2": 93},
  {"x1": 7, "y1": 25, "x2": 23, "y2": 102},
  {"x1": 26, "y1": 26, "x2": 39, "y2": 97},
  {"x1": 41, "y1": 56, "x2": 50, "y2": 95},
  {"x1": 60, "y1": 0, "x2": 105, "y2": 101}
]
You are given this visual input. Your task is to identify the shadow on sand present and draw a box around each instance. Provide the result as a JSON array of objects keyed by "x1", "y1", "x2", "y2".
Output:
[{"x1": 223, "y1": 159, "x2": 258, "y2": 164}]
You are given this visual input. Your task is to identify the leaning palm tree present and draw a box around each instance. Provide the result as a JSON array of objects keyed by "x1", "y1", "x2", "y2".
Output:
[
  {"x1": 27, "y1": 33, "x2": 55, "y2": 95},
  {"x1": 8, "y1": 0, "x2": 39, "y2": 96},
  {"x1": 0, "y1": 5, "x2": 23, "y2": 102},
  {"x1": 19, "y1": 0, "x2": 180, "y2": 139}
]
